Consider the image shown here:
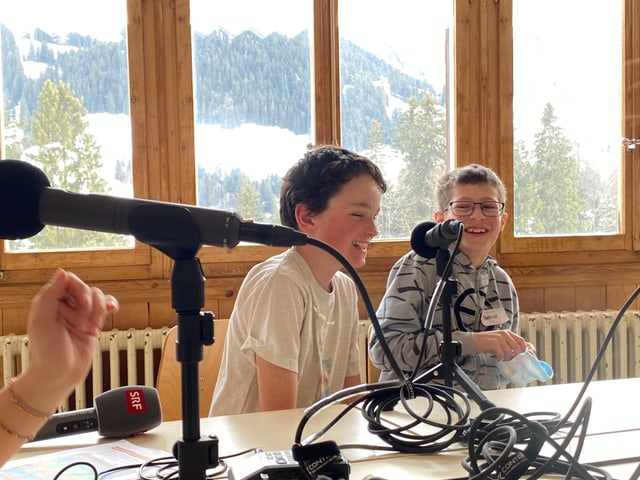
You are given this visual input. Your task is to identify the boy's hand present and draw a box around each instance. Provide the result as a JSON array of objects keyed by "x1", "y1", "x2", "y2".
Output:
[{"x1": 472, "y1": 330, "x2": 528, "y2": 361}]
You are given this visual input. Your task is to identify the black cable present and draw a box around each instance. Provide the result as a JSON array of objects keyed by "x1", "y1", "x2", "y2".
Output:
[
  {"x1": 458, "y1": 285, "x2": 640, "y2": 480},
  {"x1": 138, "y1": 456, "x2": 179, "y2": 479},
  {"x1": 53, "y1": 461, "x2": 98, "y2": 479},
  {"x1": 292, "y1": 237, "x2": 640, "y2": 479},
  {"x1": 83, "y1": 449, "x2": 236, "y2": 479},
  {"x1": 136, "y1": 453, "x2": 229, "y2": 479},
  {"x1": 545, "y1": 285, "x2": 640, "y2": 436},
  {"x1": 305, "y1": 236, "x2": 407, "y2": 384},
  {"x1": 360, "y1": 382, "x2": 470, "y2": 453},
  {"x1": 628, "y1": 461, "x2": 640, "y2": 480},
  {"x1": 462, "y1": 401, "x2": 600, "y2": 480},
  {"x1": 297, "y1": 236, "x2": 473, "y2": 452}
]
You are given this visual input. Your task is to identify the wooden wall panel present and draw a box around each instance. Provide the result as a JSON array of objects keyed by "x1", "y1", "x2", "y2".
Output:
[
  {"x1": 1, "y1": 308, "x2": 29, "y2": 335},
  {"x1": 543, "y1": 287, "x2": 576, "y2": 313},
  {"x1": 515, "y1": 288, "x2": 545, "y2": 313},
  {"x1": 113, "y1": 303, "x2": 151, "y2": 330},
  {"x1": 575, "y1": 286, "x2": 607, "y2": 312},
  {"x1": 149, "y1": 301, "x2": 179, "y2": 328},
  {"x1": 216, "y1": 300, "x2": 236, "y2": 320},
  {"x1": 606, "y1": 284, "x2": 640, "y2": 311}
]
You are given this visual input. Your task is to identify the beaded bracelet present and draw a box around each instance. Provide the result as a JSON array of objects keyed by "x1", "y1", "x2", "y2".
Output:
[
  {"x1": 0, "y1": 418, "x2": 33, "y2": 441},
  {"x1": 7, "y1": 378, "x2": 53, "y2": 419}
]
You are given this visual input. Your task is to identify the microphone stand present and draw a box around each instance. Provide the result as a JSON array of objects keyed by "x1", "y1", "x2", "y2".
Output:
[
  {"x1": 129, "y1": 208, "x2": 218, "y2": 479},
  {"x1": 170, "y1": 257, "x2": 218, "y2": 479},
  {"x1": 414, "y1": 248, "x2": 495, "y2": 411}
]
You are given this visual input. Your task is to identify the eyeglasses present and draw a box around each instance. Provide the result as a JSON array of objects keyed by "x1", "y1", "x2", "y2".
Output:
[{"x1": 446, "y1": 201, "x2": 505, "y2": 217}]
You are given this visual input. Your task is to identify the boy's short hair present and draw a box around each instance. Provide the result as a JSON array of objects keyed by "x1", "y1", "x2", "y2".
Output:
[
  {"x1": 280, "y1": 145, "x2": 387, "y2": 229},
  {"x1": 435, "y1": 163, "x2": 506, "y2": 211}
]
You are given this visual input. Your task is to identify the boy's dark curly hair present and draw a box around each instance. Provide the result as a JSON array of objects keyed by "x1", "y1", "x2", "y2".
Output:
[{"x1": 280, "y1": 146, "x2": 387, "y2": 229}]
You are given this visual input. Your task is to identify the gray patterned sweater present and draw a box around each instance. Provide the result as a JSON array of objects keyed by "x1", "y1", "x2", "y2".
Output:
[{"x1": 368, "y1": 250, "x2": 519, "y2": 390}]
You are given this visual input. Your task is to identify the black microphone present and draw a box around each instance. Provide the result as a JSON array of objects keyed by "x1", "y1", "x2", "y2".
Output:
[
  {"x1": 31, "y1": 385, "x2": 162, "y2": 442},
  {"x1": 410, "y1": 219, "x2": 463, "y2": 258},
  {"x1": 0, "y1": 159, "x2": 308, "y2": 250}
]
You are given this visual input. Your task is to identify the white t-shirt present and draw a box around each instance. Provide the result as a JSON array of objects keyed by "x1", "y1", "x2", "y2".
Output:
[{"x1": 209, "y1": 249, "x2": 361, "y2": 416}]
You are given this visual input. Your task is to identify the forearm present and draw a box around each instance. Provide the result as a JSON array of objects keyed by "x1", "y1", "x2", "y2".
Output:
[
  {"x1": 370, "y1": 328, "x2": 442, "y2": 374},
  {"x1": 338, "y1": 374, "x2": 363, "y2": 404},
  {"x1": 343, "y1": 374, "x2": 361, "y2": 389},
  {"x1": 0, "y1": 372, "x2": 57, "y2": 466},
  {"x1": 372, "y1": 254, "x2": 441, "y2": 374}
]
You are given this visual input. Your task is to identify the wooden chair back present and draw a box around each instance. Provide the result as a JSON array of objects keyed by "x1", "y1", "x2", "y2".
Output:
[
  {"x1": 367, "y1": 323, "x2": 381, "y2": 383},
  {"x1": 156, "y1": 319, "x2": 229, "y2": 421}
]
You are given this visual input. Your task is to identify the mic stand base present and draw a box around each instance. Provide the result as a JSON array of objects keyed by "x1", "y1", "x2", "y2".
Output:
[
  {"x1": 173, "y1": 435, "x2": 219, "y2": 479},
  {"x1": 414, "y1": 359, "x2": 496, "y2": 412}
]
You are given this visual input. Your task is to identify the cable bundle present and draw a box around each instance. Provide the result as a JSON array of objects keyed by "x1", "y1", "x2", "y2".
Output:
[
  {"x1": 462, "y1": 401, "x2": 611, "y2": 480},
  {"x1": 296, "y1": 237, "x2": 640, "y2": 479}
]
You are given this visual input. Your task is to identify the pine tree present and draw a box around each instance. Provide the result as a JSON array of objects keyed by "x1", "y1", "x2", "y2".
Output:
[
  {"x1": 13, "y1": 79, "x2": 129, "y2": 250},
  {"x1": 363, "y1": 119, "x2": 398, "y2": 239},
  {"x1": 577, "y1": 163, "x2": 618, "y2": 233},
  {"x1": 529, "y1": 103, "x2": 582, "y2": 235},
  {"x1": 2, "y1": 115, "x2": 23, "y2": 159},
  {"x1": 235, "y1": 176, "x2": 264, "y2": 222},
  {"x1": 389, "y1": 93, "x2": 447, "y2": 237},
  {"x1": 513, "y1": 137, "x2": 536, "y2": 235}
]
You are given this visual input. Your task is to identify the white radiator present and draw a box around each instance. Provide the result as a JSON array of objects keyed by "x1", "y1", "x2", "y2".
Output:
[
  {"x1": 0, "y1": 327, "x2": 171, "y2": 412},
  {"x1": 519, "y1": 310, "x2": 640, "y2": 384}
]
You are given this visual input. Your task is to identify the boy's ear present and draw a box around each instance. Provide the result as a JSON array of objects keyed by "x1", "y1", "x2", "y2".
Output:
[
  {"x1": 500, "y1": 212, "x2": 509, "y2": 230},
  {"x1": 294, "y1": 203, "x2": 315, "y2": 232},
  {"x1": 434, "y1": 211, "x2": 446, "y2": 223}
]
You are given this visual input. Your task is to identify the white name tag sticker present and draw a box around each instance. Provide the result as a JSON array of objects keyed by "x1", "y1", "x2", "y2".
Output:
[{"x1": 481, "y1": 308, "x2": 508, "y2": 326}]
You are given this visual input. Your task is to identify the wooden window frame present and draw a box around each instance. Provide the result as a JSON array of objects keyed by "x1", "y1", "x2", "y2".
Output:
[
  {"x1": 454, "y1": 0, "x2": 640, "y2": 269},
  {"x1": 2, "y1": 0, "x2": 639, "y2": 284}
]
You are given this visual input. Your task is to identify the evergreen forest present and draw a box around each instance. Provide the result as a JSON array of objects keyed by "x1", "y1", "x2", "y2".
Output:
[{"x1": 0, "y1": 24, "x2": 620, "y2": 249}]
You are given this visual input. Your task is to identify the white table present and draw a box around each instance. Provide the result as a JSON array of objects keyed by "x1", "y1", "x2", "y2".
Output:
[{"x1": 9, "y1": 378, "x2": 640, "y2": 479}]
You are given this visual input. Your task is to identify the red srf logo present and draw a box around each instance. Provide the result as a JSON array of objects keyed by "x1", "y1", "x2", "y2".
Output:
[{"x1": 125, "y1": 389, "x2": 147, "y2": 414}]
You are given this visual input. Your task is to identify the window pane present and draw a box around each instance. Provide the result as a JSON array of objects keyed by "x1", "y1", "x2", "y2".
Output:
[
  {"x1": 339, "y1": 0, "x2": 454, "y2": 239},
  {"x1": 513, "y1": 1, "x2": 622, "y2": 236},
  {"x1": 1, "y1": 1, "x2": 133, "y2": 251},
  {"x1": 190, "y1": 0, "x2": 313, "y2": 225}
]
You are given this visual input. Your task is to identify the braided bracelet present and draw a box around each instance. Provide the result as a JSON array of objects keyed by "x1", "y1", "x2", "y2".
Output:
[
  {"x1": 7, "y1": 378, "x2": 53, "y2": 419},
  {"x1": 0, "y1": 418, "x2": 33, "y2": 441}
]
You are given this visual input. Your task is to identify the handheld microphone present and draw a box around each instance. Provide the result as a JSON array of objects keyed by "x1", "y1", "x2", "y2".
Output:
[
  {"x1": 31, "y1": 385, "x2": 162, "y2": 442},
  {"x1": 0, "y1": 159, "x2": 308, "y2": 250},
  {"x1": 410, "y1": 219, "x2": 463, "y2": 258}
]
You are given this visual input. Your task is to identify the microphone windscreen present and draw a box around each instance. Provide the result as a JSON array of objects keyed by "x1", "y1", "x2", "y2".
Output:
[
  {"x1": 94, "y1": 385, "x2": 162, "y2": 437},
  {"x1": 410, "y1": 221, "x2": 439, "y2": 258},
  {"x1": 0, "y1": 159, "x2": 49, "y2": 239}
]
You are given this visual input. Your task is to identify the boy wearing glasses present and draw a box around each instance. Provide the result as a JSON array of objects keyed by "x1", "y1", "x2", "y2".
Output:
[{"x1": 369, "y1": 163, "x2": 530, "y2": 390}]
